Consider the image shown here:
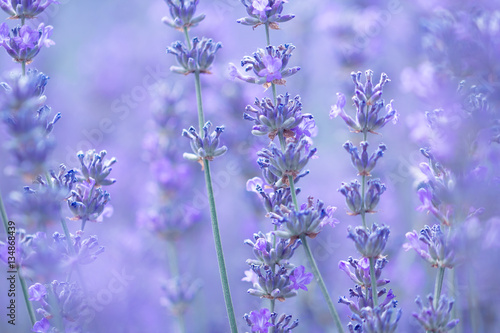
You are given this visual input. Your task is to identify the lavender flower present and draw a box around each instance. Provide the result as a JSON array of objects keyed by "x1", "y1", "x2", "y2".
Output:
[
  {"x1": 77, "y1": 149, "x2": 117, "y2": 186},
  {"x1": 272, "y1": 197, "x2": 335, "y2": 241},
  {"x1": 339, "y1": 285, "x2": 395, "y2": 317},
  {"x1": 29, "y1": 280, "x2": 92, "y2": 332},
  {"x1": 347, "y1": 223, "x2": 390, "y2": 258},
  {"x1": 338, "y1": 180, "x2": 363, "y2": 215},
  {"x1": 0, "y1": 68, "x2": 48, "y2": 111},
  {"x1": 162, "y1": 0, "x2": 205, "y2": 30},
  {"x1": 67, "y1": 178, "x2": 112, "y2": 226},
  {"x1": 182, "y1": 121, "x2": 228, "y2": 165},
  {"x1": 288, "y1": 265, "x2": 313, "y2": 291},
  {"x1": 245, "y1": 231, "x2": 301, "y2": 268},
  {"x1": 404, "y1": 224, "x2": 456, "y2": 269},
  {"x1": 330, "y1": 71, "x2": 398, "y2": 134},
  {"x1": 52, "y1": 230, "x2": 105, "y2": 266},
  {"x1": 357, "y1": 304, "x2": 402, "y2": 333},
  {"x1": 0, "y1": 0, "x2": 58, "y2": 19},
  {"x1": 167, "y1": 37, "x2": 222, "y2": 75},
  {"x1": 413, "y1": 295, "x2": 459, "y2": 332},
  {"x1": 244, "y1": 308, "x2": 299, "y2": 333},
  {"x1": 338, "y1": 256, "x2": 390, "y2": 289},
  {"x1": 0, "y1": 23, "x2": 54, "y2": 64},
  {"x1": 247, "y1": 265, "x2": 299, "y2": 301},
  {"x1": 247, "y1": 177, "x2": 301, "y2": 215},
  {"x1": 257, "y1": 138, "x2": 316, "y2": 188},
  {"x1": 237, "y1": 0, "x2": 295, "y2": 29},
  {"x1": 160, "y1": 276, "x2": 202, "y2": 316},
  {"x1": 343, "y1": 141, "x2": 387, "y2": 176},
  {"x1": 230, "y1": 44, "x2": 300, "y2": 86},
  {"x1": 244, "y1": 93, "x2": 310, "y2": 140}
]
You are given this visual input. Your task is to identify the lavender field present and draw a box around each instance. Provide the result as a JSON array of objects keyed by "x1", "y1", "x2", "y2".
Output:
[{"x1": 1, "y1": 0, "x2": 499, "y2": 332}]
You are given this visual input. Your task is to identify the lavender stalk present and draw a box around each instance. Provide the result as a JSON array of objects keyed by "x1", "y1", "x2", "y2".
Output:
[{"x1": 164, "y1": 1, "x2": 237, "y2": 331}]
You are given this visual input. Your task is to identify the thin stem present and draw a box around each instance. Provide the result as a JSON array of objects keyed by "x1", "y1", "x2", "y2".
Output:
[
  {"x1": 369, "y1": 257, "x2": 378, "y2": 307},
  {"x1": 203, "y1": 160, "x2": 238, "y2": 333},
  {"x1": 0, "y1": 190, "x2": 36, "y2": 325},
  {"x1": 433, "y1": 266, "x2": 446, "y2": 308},
  {"x1": 22, "y1": 61, "x2": 26, "y2": 76},
  {"x1": 175, "y1": 315, "x2": 187, "y2": 333},
  {"x1": 166, "y1": 239, "x2": 180, "y2": 277},
  {"x1": 194, "y1": 70, "x2": 205, "y2": 131},
  {"x1": 300, "y1": 235, "x2": 344, "y2": 333},
  {"x1": 360, "y1": 174, "x2": 367, "y2": 229},
  {"x1": 19, "y1": 268, "x2": 37, "y2": 325},
  {"x1": 183, "y1": 27, "x2": 192, "y2": 49},
  {"x1": 265, "y1": 23, "x2": 271, "y2": 46},
  {"x1": 271, "y1": 83, "x2": 277, "y2": 103}
]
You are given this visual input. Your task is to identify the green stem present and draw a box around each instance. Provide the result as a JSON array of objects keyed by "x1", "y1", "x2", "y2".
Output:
[
  {"x1": 433, "y1": 266, "x2": 446, "y2": 308},
  {"x1": 369, "y1": 257, "x2": 378, "y2": 307},
  {"x1": 300, "y1": 235, "x2": 344, "y2": 333},
  {"x1": 203, "y1": 160, "x2": 238, "y2": 333},
  {"x1": 0, "y1": 190, "x2": 36, "y2": 325},
  {"x1": 194, "y1": 70, "x2": 205, "y2": 131},
  {"x1": 22, "y1": 61, "x2": 26, "y2": 76},
  {"x1": 183, "y1": 27, "x2": 192, "y2": 49},
  {"x1": 166, "y1": 239, "x2": 180, "y2": 277},
  {"x1": 19, "y1": 268, "x2": 37, "y2": 325},
  {"x1": 265, "y1": 23, "x2": 271, "y2": 46},
  {"x1": 175, "y1": 315, "x2": 187, "y2": 333}
]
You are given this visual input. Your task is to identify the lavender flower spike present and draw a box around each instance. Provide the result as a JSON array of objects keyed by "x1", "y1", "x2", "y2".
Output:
[
  {"x1": 0, "y1": 0, "x2": 58, "y2": 19},
  {"x1": 247, "y1": 265, "x2": 298, "y2": 301},
  {"x1": 0, "y1": 68, "x2": 48, "y2": 111},
  {"x1": 230, "y1": 44, "x2": 300, "y2": 86},
  {"x1": 67, "y1": 178, "x2": 113, "y2": 226},
  {"x1": 162, "y1": 0, "x2": 205, "y2": 30},
  {"x1": 343, "y1": 141, "x2": 387, "y2": 176},
  {"x1": 244, "y1": 309, "x2": 299, "y2": 333},
  {"x1": 77, "y1": 149, "x2": 117, "y2": 186},
  {"x1": 237, "y1": 0, "x2": 295, "y2": 29},
  {"x1": 347, "y1": 223, "x2": 390, "y2": 258},
  {"x1": 413, "y1": 295, "x2": 459, "y2": 332},
  {"x1": 167, "y1": 37, "x2": 222, "y2": 75},
  {"x1": 182, "y1": 121, "x2": 228, "y2": 165},
  {"x1": 244, "y1": 93, "x2": 309, "y2": 140},
  {"x1": 0, "y1": 23, "x2": 54, "y2": 64},
  {"x1": 403, "y1": 224, "x2": 456, "y2": 268},
  {"x1": 330, "y1": 70, "x2": 398, "y2": 133}
]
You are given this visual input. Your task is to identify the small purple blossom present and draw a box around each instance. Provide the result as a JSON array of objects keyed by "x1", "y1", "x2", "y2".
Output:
[
  {"x1": 0, "y1": 0, "x2": 58, "y2": 19},
  {"x1": 245, "y1": 231, "x2": 301, "y2": 268},
  {"x1": 289, "y1": 265, "x2": 313, "y2": 291},
  {"x1": 162, "y1": 0, "x2": 205, "y2": 30},
  {"x1": 167, "y1": 37, "x2": 222, "y2": 75},
  {"x1": 244, "y1": 308, "x2": 273, "y2": 333},
  {"x1": 247, "y1": 265, "x2": 298, "y2": 301},
  {"x1": 230, "y1": 44, "x2": 300, "y2": 86},
  {"x1": 413, "y1": 295, "x2": 459, "y2": 332},
  {"x1": 0, "y1": 23, "x2": 54, "y2": 64},
  {"x1": 237, "y1": 0, "x2": 294, "y2": 29},
  {"x1": 404, "y1": 224, "x2": 456, "y2": 268},
  {"x1": 32, "y1": 317, "x2": 50, "y2": 333},
  {"x1": 182, "y1": 121, "x2": 228, "y2": 165},
  {"x1": 28, "y1": 283, "x2": 47, "y2": 302},
  {"x1": 77, "y1": 149, "x2": 117, "y2": 186},
  {"x1": 347, "y1": 223, "x2": 390, "y2": 258},
  {"x1": 160, "y1": 276, "x2": 202, "y2": 316},
  {"x1": 343, "y1": 141, "x2": 387, "y2": 176},
  {"x1": 338, "y1": 180, "x2": 363, "y2": 215}
]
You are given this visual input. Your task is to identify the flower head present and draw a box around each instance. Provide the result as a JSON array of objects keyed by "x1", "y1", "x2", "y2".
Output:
[
  {"x1": 247, "y1": 265, "x2": 298, "y2": 301},
  {"x1": 347, "y1": 223, "x2": 390, "y2": 258},
  {"x1": 404, "y1": 224, "x2": 456, "y2": 268},
  {"x1": 237, "y1": 0, "x2": 295, "y2": 29},
  {"x1": 167, "y1": 37, "x2": 222, "y2": 75},
  {"x1": 0, "y1": 23, "x2": 54, "y2": 64},
  {"x1": 244, "y1": 93, "x2": 311, "y2": 140},
  {"x1": 413, "y1": 295, "x2": 459, "y2": 332},
  {"x1": 338, "y1": 180, "x2": 363, "y2": 215},
  {"x1": 257, "y1": 138, "x2": 316, "y2": 188},
  {"x1": 331, "y1": 70, "x2": 398, "y2": 133},
  {"x1": 288, "y1": 265, "x2": 313, "y2": 291},
  {"x1": 162, "y1": 0, "x2": 205, "y2": 30},
  {"x1": 244, "y1": 309, "x2": 299, "y2": 333},
  {"x1": 77, "y1": 149, "x2": 117, "y2": 186},
  {"x1": 339, "y1": 256, "x2": 390, "y2": 289},
  {"x1": 245, "y1": 231, "x2": 301, "y2": 268},
  {"x1": 0, "y1": 0, "x2": 58, "y2": 19},
  {"x1": 343, "y1": 141, "x2": 387, "y2": 176},
  {"x1": 182, "y1": 121, "x2": 227, "y2": 165},
  {"x1": 230, "y1": 44, "x2": 300, "y2": 86},
  {"x1": 67, "y1": 178, "x2": 113, "y2": 227},
  {"x1": 161, "y1": 276, "x2": 201, "y2": 316}
]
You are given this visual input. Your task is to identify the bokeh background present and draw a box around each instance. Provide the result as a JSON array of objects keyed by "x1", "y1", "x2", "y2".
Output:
[{"x1": 1, "y1": 0, "x2": 499, "y2": 332}]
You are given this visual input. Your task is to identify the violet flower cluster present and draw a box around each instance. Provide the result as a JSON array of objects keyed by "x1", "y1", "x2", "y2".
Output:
[
  {"x1": 233, "y1": 2, "x2": 346, "y2": 332},
  {"x1": 332, "y1": 70, "x2": 401, "y2": 332},
  {"x1": 0, "y1": 3, "x2": 118, "y2": 331}
]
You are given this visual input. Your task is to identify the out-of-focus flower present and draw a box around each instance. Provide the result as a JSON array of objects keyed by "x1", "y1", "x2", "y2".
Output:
[
  {"x1": 29, "y1": 280, "x2": 92, "y2": 332},
  {"x1": 52, "y1": 230, "x2": 105, "y2": 267},
  {"x1": 413, "y1": 295, "x2": 459, "y2": 332},
  {"x1": 0, "y1": 68, "x2": 48, "y2": 111},
  {"x1": 167, "y1": 38, "x2": 222, "y2": 75},
  {"x1": 162, "y1": 0, "x2": 205, "y2": 30},
  {"x1": 237, "y1": 0, "x2": 295, "y2": 29},
  {"x1": 229, "y1": 44, "x2": 300, "y2": 86},
  {"x1": 347, "y1": 223, "x2": 390, "y2": 258},
  {"x1": 0, "y1": 0, "x2": 58, "y2": 19},
  {"x1": 288, "y1": 265, "x2": 312, "y2": 291},
  {"x1": 0, "y1": 23, "x2": 54, "y2": 64},
  {"x1": 160, "y1": 276, "x2": 202, "y2": 316},
  {"x1": 182, "y1": 121, "x2": 228, "y2": 165},
  {"x1": 404, "y1": 224, "x2": 456, "y2": 269},
  {"x1": 77, "y1": 149, "x2": 117, "y2": 186},
  {"x1": 330, "y1": 70, "x2": 398, "y2": 134}
]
